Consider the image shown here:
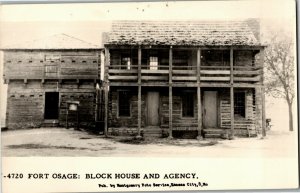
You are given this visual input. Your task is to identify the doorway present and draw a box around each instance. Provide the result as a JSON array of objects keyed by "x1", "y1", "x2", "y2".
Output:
[
  {"x1": 44, "y1": 92, "x2": 59, "y2": 119},
  {"x1": 147, "y1": 92, "x2": 160, "y2": 126},
  {"x1": 203, "y1": 91, "x2": 218, "y2": 128}
]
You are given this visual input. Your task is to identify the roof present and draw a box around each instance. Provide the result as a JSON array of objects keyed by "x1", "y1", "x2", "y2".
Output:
[
  {"x1": 105, "y1": 20, "x2": 262, "y2": 46},
  {"x1": 2, "y1": 33, "x2": 101, "y2": 50}
]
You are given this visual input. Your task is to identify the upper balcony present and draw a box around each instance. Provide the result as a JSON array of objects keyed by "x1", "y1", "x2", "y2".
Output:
[{"x1": 106, "y1": 48, "x2": 263, "y2": 87}]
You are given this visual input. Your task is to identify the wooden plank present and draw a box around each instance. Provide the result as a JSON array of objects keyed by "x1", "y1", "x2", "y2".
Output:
[
  {"x1": 142, "y1": 76, "x2": 168, "y2": 80},
  {"x1": 104, "y1": 47, "x2": 109, "y2": 137},
  {"x1": 108, "y1": 76, "x2": 137, "y2": 80},
  {"x1": 109, "y1": 69, "x2": 138, "y2": 73},
  {"x1": 138, "y1": 85, "x2": 142, "y2": 137},
  {"x1": 138, "y1": 46, "x2": 142, "y2": 85},
  {"x1": 200, "y1": 77, "x2": 230, "y2": 81},
  {"x1": 230, "y1": 86, "x2": 234, "y2": 138},
  {"x1": 201, "y1": 70, "x2": 230, "y2": 75},
  {"x1": 261, "y1": 48, "x2": 266, "y2": 137},
  {"x1": 173, "y1": 76, "x2": 197, "y2": 81},
  {"x1": 172, "y1": 70, "x2": 196, "y2": 74},
  {"x1": 233, "y1": 76, "x2": 260, "y2": 82},
  {"x1": 233, "y1": 70, "x2": 261, "y2": 75},
  {"x1": 230, "y1": 47, "x2": 234, "y2": 85},
  {"x1": 141, "y1": 69, "x2": 169, "y2": 74},
  {"x1": 169, "y1": 86, "x2": 173, "y2": 138},
  {"x1": 169, "y1": 46, "x2": 173, "y2": 138}
]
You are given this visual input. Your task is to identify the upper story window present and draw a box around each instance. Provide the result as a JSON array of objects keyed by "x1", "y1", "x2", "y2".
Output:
[
  {"x1": 149, "y1": 56, "x2": 158, "y2": 70},
  {"x1": 45, "y1": 55, "x2": 61, "y2": 62},
  {"x1": 202, "y1": 50, "x2": 230, "y2": 66},
  {"x1": 45, "y1": 65, "x2": 58, "y2": 77},
  {"x1": 121, "y1": 56, "x2": 131, "y2": 70}
]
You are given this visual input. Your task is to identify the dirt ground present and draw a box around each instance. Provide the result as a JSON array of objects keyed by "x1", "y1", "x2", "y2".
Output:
[{"x1": 1, "y1": 128, "x2": 298, "y2": 157}]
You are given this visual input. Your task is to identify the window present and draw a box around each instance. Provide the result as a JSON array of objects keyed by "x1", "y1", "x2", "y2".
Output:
[
  {"x1": 149, "y1": 56, "x2": 158, "y2": 70},
  {"x1": 118, "y1": 91, "x2": 131, "y2": 117},
  {"x1": 234, "y1": 92, "x2": 245, "y2": 117},
  {"x1": 45, "y1": 55, "x2": 61, "y2": 61},
  {"x1": 121, "y1": 56, "x2": 131, "y2": 69},
  {"x1": 182, "y1": 92, "x2": 194, "y2": 117},
  {"x1": 45, "y1": 65, "x2": 58, "y2": 77}
]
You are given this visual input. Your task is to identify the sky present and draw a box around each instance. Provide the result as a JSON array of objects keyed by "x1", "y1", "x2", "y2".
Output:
[{"x1": 0, "y1": 0, "x2": 297, "y2": 130}]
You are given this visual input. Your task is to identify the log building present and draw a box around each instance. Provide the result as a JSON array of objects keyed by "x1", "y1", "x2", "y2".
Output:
[
  {"x1": 2, "y1": 34, "x2": 102, "y2": 129},
  {"x1": 103, "y1": 20, "x2": 266, "y2": 138}
]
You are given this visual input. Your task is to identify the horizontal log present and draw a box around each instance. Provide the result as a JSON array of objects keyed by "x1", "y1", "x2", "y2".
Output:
[
  {"x1": 200, "y1": 77, "x2": 230, "y2": 81},
  {"x1": 109, "y1": 76, "x2": 137, "y2": 80},
  {"x1": 172, "y1": 76, "x2": 197, "y2": 81},
  {"x1": 233, "y1": 76, "x2": 261, "y2": 82},
  {"x1": 172, "y1": 70, "x2": 196, "y2": 74},
  {"x1": 109, "y1": 69, "x2": 138, "y2": 73},
  {"x1": 201, "y1": 70, "x2": 230, "y2": 75},
  {"x1": 142, "y1": 76, "x2": 168, "y2": 80},
  {"x1": 141, "y1": 69, "x2": 169, "y2": 74}
]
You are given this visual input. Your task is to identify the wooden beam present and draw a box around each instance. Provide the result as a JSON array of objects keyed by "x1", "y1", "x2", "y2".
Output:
[
  {"x1": 230, "y1": 86, "x2": 234, "y2": 139},
  {"x1": 109, "y1": 76, "x2": 137, "y2": 80},
  {"x1": 141, "y1": 69, "x2": 169, "y2": 74},
  {"x1": 169, "y1": 46, "x2": 173, "y2": 138},
  {"x1": 137, "y1": 85, "x2": 142, "y2": 138},
  {"x1": 169, "y1": 86, "x2": 173, "y2": 138},
  {"x1": 261, "y1": 48, "x2": 266, "y2": 137},
  {"x1": 138, "y1": 46, "x2": 142, "y2": 85},
  {"x1": 169, "y1": 46, "x2": 173, "y2": 85},
  {"x1": 197, "y1": 48, "x2": 202, "y2": 139},
  {"x1": 137, "y1": 46, "x2": 142, "y2": 138},
  {"x1": 104, "y1": 47, "x2": 110, "y2": 137},
  {"x1": 230, "y1": 47, "x2": 234, "y2": 85}
]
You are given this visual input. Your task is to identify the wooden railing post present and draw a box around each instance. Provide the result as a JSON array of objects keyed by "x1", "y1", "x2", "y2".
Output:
[
  {"x1": 260, "y1": 48, "x2": 266, "y2": 138},
  {"x1": 197, "y1": 48, "x2": 203, "y2": 139},
  {"x1": 137, "y1": 46, "x2": 142, "y2": 138},
  {"x1": 229, "y1": 47, "x2": 234, "y2": 139},
  {"x1": 169, "y1": 46, "x2": 173, "y2": 139},
  {"x1": 104, "y1": 47, "x2": 110, "y2": 137}
]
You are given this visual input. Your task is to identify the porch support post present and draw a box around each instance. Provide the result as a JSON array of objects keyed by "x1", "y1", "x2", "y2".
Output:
[
  {"x1": 104, "y1": 47, "x2": 110, "y2": 137},
  {"x1": 197, "y1": 48, "x2": 203, "y2": 139},
  {"x1": 168, "y1": 46, "x2": 173, "y2": 138},
  {"x1": 261, "y1": 48, "x2": 266, "y2": 138},
  {"x1": 137, "y1": 46, "x2": 142, "y2": 138},
  {"x1": 229, "y1": 47, "x2": 235, "y2": 139}
]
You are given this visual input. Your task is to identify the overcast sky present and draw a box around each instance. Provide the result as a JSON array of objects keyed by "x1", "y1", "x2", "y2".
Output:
[{"x1": 0, "y1": 0, "x2": 296, "y2": 46}]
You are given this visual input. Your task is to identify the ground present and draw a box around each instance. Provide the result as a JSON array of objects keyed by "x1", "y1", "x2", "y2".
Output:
[{"x1": 1, "y1": 127, "x2": 297, "y2": 157}]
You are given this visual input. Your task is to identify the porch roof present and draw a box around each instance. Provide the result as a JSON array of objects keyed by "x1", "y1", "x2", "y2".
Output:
[{"x1": 105, "y1": 20, "x2": 262, "y2": 47}]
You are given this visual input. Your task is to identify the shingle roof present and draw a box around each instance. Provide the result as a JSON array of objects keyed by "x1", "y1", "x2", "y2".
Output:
[
  {"x1": 105, "y1": 20, "x2": 261, "y2": 46},
  {"x1": 2, "y1": 33, "x2": 101, "y2": 50}
]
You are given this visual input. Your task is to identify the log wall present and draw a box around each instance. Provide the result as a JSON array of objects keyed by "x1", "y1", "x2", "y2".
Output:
[
  {"x1": 6, "y1": 80, "x2": 96, "y2": 129},
  {"x1": 3, "y1": 50, "x2": 100, "y2": 80}
]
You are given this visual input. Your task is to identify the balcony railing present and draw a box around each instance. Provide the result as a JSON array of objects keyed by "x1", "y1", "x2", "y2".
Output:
[{"x1": 108, "y1": 64, "x2": 262, "y2": 84}]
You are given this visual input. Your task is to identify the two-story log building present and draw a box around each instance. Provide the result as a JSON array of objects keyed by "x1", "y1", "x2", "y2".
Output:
[
  {"x1": 2, "y1": 34, "x2": 102, "y2": 129},
  {"x1": 103, "y1": 20, "x2": 266, "y2": 138}
]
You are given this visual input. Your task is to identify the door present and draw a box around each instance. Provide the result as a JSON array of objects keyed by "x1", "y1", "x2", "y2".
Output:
[
  {"x1": 44, "y1": 92, "x2": 59, "y2": 119},
  {"x1": 203, "y1": 91, "x2": 218, "y2": 128},
  {"x1": 147, "y1": 92, "x2": 160, "y2": 126}
]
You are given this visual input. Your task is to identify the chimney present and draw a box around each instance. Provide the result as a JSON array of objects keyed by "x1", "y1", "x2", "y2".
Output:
[{"x1": 246, "y1": 18, "x2": 260, "y2": 42}]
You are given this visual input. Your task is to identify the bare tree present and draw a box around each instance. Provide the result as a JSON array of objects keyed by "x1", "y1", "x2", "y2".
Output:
[{"x1": 264, "y1": 32, "x2": 295, "y2": 131}]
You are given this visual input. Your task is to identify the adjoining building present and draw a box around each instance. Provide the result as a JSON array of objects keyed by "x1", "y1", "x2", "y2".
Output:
[
  {"x1": 2, "y1": 34, "x2": 103, "y2": 129},
  {"x1": 103, "y1": 20, "x2": 266, "y2": 138}
]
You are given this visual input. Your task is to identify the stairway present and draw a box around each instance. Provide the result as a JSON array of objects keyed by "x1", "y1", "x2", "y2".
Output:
[
  {"x1": 203, "y1": 128, "x2": 227, "y2": 138},
  {"x1": 143, "y1": 126, "x2": 162, "y2": 138}
]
